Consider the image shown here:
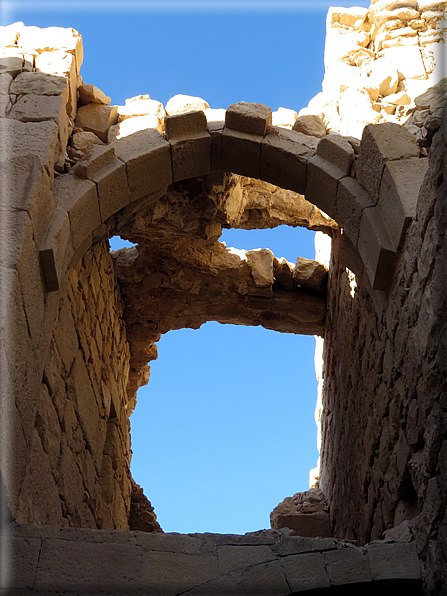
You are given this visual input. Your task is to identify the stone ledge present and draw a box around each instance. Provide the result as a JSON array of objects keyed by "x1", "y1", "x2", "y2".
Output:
[{"x1": 0, "y1": 523, "x2": 422, "y2": 595}]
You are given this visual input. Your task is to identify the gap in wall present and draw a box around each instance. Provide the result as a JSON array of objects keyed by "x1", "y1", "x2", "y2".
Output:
[{"x1": 126, "y1": 225, "x2": 320, "y2": 534}]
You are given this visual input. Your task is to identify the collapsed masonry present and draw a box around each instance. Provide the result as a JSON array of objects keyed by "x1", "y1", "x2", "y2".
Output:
[{"x1": 0, "y1": 0, "x2": 446, "y2": 593}]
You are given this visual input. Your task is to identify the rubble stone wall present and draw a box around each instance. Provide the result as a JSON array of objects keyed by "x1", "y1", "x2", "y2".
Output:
[{"x1": 320, "y1": 109, "x2": 447, "y2": 593}]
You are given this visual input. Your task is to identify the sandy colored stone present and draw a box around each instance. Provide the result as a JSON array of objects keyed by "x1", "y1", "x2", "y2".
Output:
[
  {"x1": 10, "y1": 71, "x2": 68, "y2": 99},
  {"x1": 305, "y1": 154, "x2": 343, "y2": 219},
  {"x1": 225, "y1": 102, "x2": 272, "y2": 136},
  {"x1": 0, "y1": 118, "x2": 60, "y2": 168},
  {"x1": 17, "y1": 25, "x2": 83, "y2": 72},
  {"x1": 292, "y1": 257, "x2": 328, "y2": 292},
  {"x1": 73, "y1": 144, "x2": 116, "y2": 179},
  {"x1": 261, "y1": 127, "x2": 317, "y2": 195},
  {"x1": 9, "y1": 93, "x2": 66, "y2": 124},
  {"x1": 75, "y1": 103, "x2": 118, "y2": 142},
  {"x1": 108, "y1": 114, "x2": 163, "y2": 141},
  {"x1": 316, "y1": 133, "x2": 354, "y2": 175},
  {"x1": 0, "y1": 55, "x2": 23, "y2": 77},
  {"x1": 164, "y1": 110, "x2": 208, "y2": 140},
  {"x1": 293, "y1": 114, "x2": 326, "y2": 138},
  {"x1": 272, "y1": 107, "x2": 297, "y2": 129},
  {"x1": 71, "y1": 131, "x2": 104, "y2": 151},
  {"x1": 118, "y1": 98, "x2": 164, "y2": 120},
  {"x1": 246, "y1": 249, "x2": 274, "y2": 287},
  {"x1": 0, "y1": 72, "x2": 12, "y2": 94},
  {"x1": 78, "y1": 80, "x2": 111, "y2": 106},
  {"x1": 165, "y1": 94, "x2": 209, "y2": 116}
]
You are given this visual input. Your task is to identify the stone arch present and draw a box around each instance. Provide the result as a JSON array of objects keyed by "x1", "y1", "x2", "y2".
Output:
[{"x1": 38, "y1": 101, "x2": 428, "y2": 300}]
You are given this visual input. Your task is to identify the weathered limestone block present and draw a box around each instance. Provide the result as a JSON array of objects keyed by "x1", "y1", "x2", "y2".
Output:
[
  {"x1": 366, "y1": 542, "x2": 421, "y2": 581},
  {"x1": 280, "y1": 552, "x2": 330, "y2": 592},
  {"x1": 52, "y1": 172, "x2": 100, "y2": 253},
  {"x1": 113, "y1": 127, "x2": 172, "y2": 201},
  {"x1": 316, "y1": 133, "x2": 355, "y2": 175},
  {"x1": 225, "y1": 102, "x2": 272, "y2": 136},
  {"x1": 9, "y1": 93, "x2": 66, "y2": 124},
  {"x1": 17, "y1": 25, "x2": 83, "y2": 73},
  {"x1": 415, "y1": 76, "x2": 447, "y2": 110},
  {"x1": 0, "y1": 118, "x2": 60, "y2": 170},
  {"x1": 292, "y1": 114, "x2": 326, "y2": 138},
  {"x1": 246, "y1": 248, "x2": 274, "y2": 287},
  {"x1": 274, "y1": 258, "x2": 296, "y2": 290},
  {"x1": 108, "y1": 114, "x2": 163, "y2": 141},
  {"x1": 335, "y1": 176, "x2": 375, "y2": 245},
  {"x1": 78, "y1": 80, "x2": 111, "y2": 106},
  {"x1": 90, "y1": 159, "x2": 131, "y2": 221},
  {"x1": 356, "y1": 122, "x2": 420, "y2": 201},
  {"x1": 165, "y1": 110, "x2": 211, "y2": 181},
  {"x1": 0, "y1": 55, "x2": 23, "y2": 77},
  {"x1": 71, "y1": 131, "x2": 104, "y2": 152},
  {"x1": 272, "y1": 107, "x2": 297, "y2": 129},
  {"x1": 323, "y1": 547, "x2": 372, "y2": 585},
  {"x1": 358, "y1": 204, "x2": 397, "y2": 291},
  {"x1": 39, "y1": 208, "x2": 72, "y2": 292},
  {"x1": 378, "y1": 156, "x2": 429, "y2": 250},
  {"x1": 271, "y1": 490, "x2": 332, "y2": 538},
  {"x1": 305, "y1": 154, "x2": 344, "y2": 219},
  {"x1": 10, "y1": 71, "x2": 68, "y2": 100},
  {"x1": 75, "y1": 103, "x2": 118, "y2": 142},
  {"x1": 73, "y1": 144, "x2": 116, "y2": 179},
  {"x1": 221, "y1": 128, "x2": 263, "y2": 179},
  {"x1": 118, "y1": 97, "x2": 164, "y2": 121},
  {"x1": 165, "y1": 94, "x2": 209, "y2": 115},
  {"x1": 293, "y1": 257, "x2": 328, "y2": 292},
  {"x1": 262, "y1": 127, "x2": 318, "y2": 194}
]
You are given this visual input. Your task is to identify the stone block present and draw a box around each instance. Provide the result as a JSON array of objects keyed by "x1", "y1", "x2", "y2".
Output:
[
  {"x1": 221, "y1": 128, "x2": 262, "y2": 179},
  {"x1": 246, "y1": 249, "x2": 274, "y2": 287},
  {"x1": 0, "y1": 55, "x2": 23, "y2": 77},
  {"x1": 89, "y1": 159, "x2": 131, "y2": 221},
  {"x1": 170, "y1": 135, "x2": 211, "y2": 182},
  {"x1": 280, "y1": 552, "x2": 330, "y2": 592},
  {"x1": 261, "y1": 127, "x2": 317, "y2": 194},
  {"x1": 39, "y1": 208, "x2": 73, "y2": 292},
  {"x1": 356, "y1": 122, "x2": 420, "y2": 202},
  {"x1": 0, "y1": 118, "x2": 60, "y2": 170},
  {"x1": 0, "y1": 73, "x2": 11, "y2": 94},
  {"x1": 9, "y1": 94, "x2": 68, "y2": 137},
  {"x1": 0, "y1": 535, "x2": 41, "y2": 589},
  {"x1": 293, "y1": 257, "x2": 328, "y2": 293},
  {"x1": 358, "y1": 205, "x2": 397, "y2": 292},
  {"x1": 337, "y1": 233, "x2": 364, "y2": 279},
  {"x1": 378, "y1": 157, "x2": 429, "y2": 251},
  {"x1": 305, "y1": 154, "x2": 344, "y2": 219},
  {"x1": 34, "y1": 537, "x2": 144, "y2": 593},
  {"x1": 141, "y1": 551, "x2": 218, "y2": 596},
  {"x1": 9, "y1": 71, "x2": 68, "y2": 100},
  {"x1": 75, "y1": 103, "x2": 118, "y2": 142},
  {"x1": 17, "y1": 26, "x2": 83, "y2": 74},
  {"x1": 78, "y1": 81, "x2": 111, "y2": 106},
  {"x1": 0, "y1": 93, "x2": 10, "y2": 117},
  {"x1": 293, "y1": 114, "x2": 326, "y2": 137},
  {"x1": 52, "y1": 172, "x2": 100, "y2": 252},
  {"x1": 208, "y1": 120, "x2": 224, "y2": 172},
  {"x1": 164, "y1": 109, "x2": 207, "y2": 140},
  {"x1": 272, "y1": 535, "x2": 337, "y2": 556},
  {"x1": 225, "y1": 102, "x2": 272, "y2": 136},
  {"x1": 109, "y1": 114, "x2": 163, "y2": 141},
  {"x1": 366, "y1": 542, "x2": 421, "y2": 581},
  {"x1": 316, "y1": 133, "x2": 354, "y2": 176},
  {"x1": 165, "y1": 94, "x2": 210, "y2": 116},
  {"x1": 217, "y1": 545, "x2": 274, "y2": 575},
  {"x1": 118, "y1": 97, "x2": 164, "y2": 120},
  {"x1": 73, "y1": 144, "x2": 116, "y2": 179},
  {"x1": 113, "y1": 128, "x2": 172, "y2": 202},
  {"x1": 323, "y1": 547, "x2": 372, "y2": 585},
  {"x1": 336, "y1": 176, "x2": 375, "y2": 245}
]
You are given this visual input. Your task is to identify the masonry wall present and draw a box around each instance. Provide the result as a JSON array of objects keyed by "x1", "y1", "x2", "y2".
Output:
[
  {"x1": 6, "y1": 240, "x2": 134, "y2": 530},
  {"x1": 320, "y1": 109, "x2": 447, "y2": 593}
]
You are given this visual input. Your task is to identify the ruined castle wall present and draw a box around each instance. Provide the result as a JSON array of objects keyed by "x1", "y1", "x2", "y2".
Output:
[{"x1": 320, "y1": 111, "x2": 447, "y2": 592}]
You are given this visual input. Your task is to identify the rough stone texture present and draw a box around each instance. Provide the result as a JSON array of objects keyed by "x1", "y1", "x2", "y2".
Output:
[
  {"x1": 0, "y1": 522, "x2": 422, "y2": 594},
  {"x1": 1, "y1": 13, "x2": 446, "y2": 596}
]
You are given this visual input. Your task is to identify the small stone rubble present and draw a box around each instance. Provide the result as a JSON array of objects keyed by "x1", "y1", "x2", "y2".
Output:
[{"x1": 271, "y1": 488, "x2": 332, "y2": 539}]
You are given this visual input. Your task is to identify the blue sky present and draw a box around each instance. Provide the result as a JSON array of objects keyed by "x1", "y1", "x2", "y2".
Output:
[{"x1": 3, "y1": 0, "x2": 370, "y2": 534}]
